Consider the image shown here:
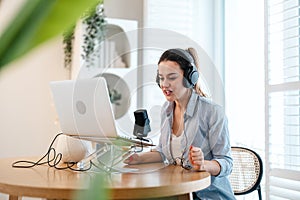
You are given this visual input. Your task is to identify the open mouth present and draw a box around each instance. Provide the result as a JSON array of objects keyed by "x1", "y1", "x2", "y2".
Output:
[{"x1": 163, "y1": 89, "x2": 173, "y2": 96}]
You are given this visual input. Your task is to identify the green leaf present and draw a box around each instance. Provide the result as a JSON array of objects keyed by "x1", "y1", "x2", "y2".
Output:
[
  {"x1": 74, "y1": 173, "x2": 110, "y2": 200},
  {"x1": 0, "y1": 0, "x2": 101, "y2": 69}
]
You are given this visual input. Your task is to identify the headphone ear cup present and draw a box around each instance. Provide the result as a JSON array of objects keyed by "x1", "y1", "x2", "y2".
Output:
[
  {"x1": 189, "y1": 64, "x2": 199, "y2": 87},
  {"x1": 183, "y1": 64, "x2": 199, "y2": 88}
]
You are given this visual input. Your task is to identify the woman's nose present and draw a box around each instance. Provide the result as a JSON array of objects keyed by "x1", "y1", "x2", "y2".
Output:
[{"x1": 161, "y1": 79, "x2": 170, "y2": 87}]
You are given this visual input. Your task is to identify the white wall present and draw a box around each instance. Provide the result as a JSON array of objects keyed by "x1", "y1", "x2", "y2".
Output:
[{"x1": 0, "y1": 0, "x2": 70, "y2": 159}]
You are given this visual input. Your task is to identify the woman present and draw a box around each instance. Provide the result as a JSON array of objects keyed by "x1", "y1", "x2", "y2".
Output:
[{"x1": 124, "y1": 48, "x2": 235, "y2": 200}]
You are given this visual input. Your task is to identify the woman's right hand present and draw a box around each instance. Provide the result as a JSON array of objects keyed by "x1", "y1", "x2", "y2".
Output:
[{"x1": 123, "y1": 153, "x2": 141, "y2": 165}]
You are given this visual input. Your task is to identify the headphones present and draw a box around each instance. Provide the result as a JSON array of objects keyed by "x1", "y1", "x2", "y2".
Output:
[{"x1": 156, "y1": 48, "x2": 199, "y2": 88}]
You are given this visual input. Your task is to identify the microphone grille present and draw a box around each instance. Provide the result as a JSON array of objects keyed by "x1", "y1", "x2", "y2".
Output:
[{"x1": 134, "y1": 109, "x2": 150, "y2": 126}]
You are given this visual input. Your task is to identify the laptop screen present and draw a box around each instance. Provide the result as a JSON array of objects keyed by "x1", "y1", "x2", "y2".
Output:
[{"x1": 50, "y1": 78, "x2": 119, "y2": 138}]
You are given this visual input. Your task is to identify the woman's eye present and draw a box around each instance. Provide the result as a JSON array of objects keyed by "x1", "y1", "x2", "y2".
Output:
[
  {"x1": 168, "y1": 77, "x2": 177, "y2": 81},
  {"x1": 158, "y1": 75, "x2": 177, "y2": 82}
]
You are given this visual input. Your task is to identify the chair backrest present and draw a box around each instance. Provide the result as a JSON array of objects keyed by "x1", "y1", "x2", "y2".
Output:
[{"x1": 229, "y1": 146, "x2": 263, "y2": 197}]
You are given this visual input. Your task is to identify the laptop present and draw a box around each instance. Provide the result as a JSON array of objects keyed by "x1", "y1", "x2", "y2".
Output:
[{"x1": 49, "y1": 77, "x2": 153, "y2": 147}]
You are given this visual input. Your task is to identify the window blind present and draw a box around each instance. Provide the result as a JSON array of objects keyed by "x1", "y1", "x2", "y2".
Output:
[
  {"x1": 266, "y1": 0, "x2": 300, "y2": 199},
  {"x1": 143, "y1": 0, "x2": 193, "y2": 65}
]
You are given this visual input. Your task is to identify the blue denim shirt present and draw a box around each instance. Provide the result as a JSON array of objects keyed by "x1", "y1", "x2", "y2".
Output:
[{"x1": 156, "y1": 91, "x2": 236, "y2": 200}]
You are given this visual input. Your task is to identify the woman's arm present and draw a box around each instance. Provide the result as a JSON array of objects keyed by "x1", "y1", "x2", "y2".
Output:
[
  {"x1": 123, "y1": 151, "x2": 163, "y2": 165},
  {"x1": 189, "y1": 146, "x2": 221, "y2": 176},
  {"x1": 190, "y1": 103, "x2": 233, "y2": 177}
]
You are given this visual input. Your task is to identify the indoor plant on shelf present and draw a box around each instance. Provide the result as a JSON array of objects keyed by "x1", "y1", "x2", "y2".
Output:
[{"x1": 62, "y1": 2, "x2": 107, "y2": 69}]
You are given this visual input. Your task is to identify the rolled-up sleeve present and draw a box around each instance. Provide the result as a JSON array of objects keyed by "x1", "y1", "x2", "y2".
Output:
[{"x1": 209, "y1": 105, "x2": 233, "y2": 177}]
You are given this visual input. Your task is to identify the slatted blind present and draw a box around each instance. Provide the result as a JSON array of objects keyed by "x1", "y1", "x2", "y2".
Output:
[
  {"x1": 144, "y1": 0, "x2": 193, "y2": 36},
  {"x1": 266, "y1": 0, "x2": 300, "y2": 199},
  {"x1": 143, "y1": 0, "x2": 193, "y2": 65}
]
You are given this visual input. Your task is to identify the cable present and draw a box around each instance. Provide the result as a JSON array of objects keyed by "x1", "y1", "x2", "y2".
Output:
[
  {"x1": 12, "y1": 133, "x2": 92, "y2": 172},
  {"x1": 12, "y1": 133, "x2": 63, "y2": 168},
  {"x1": 133, "y1": 136, "x2": 154, "y2": 153},
  {"x1": 145, "y1": 137, "x2": 155, "y2": 152},
  {"x1": 169, "y1": 131, "x2": 192, "y2": 170},
  {"x1": 12, "y1": 133, "x2": 155, "y2": 172}
]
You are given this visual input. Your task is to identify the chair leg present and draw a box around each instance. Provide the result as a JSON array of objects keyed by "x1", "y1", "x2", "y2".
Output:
[{"x1": 257, "y1": 185, "x2": 262, "y2": 200}]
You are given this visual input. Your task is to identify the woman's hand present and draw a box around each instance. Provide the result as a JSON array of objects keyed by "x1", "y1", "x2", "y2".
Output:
[
  {"x1": 189, "y1": 146, "x2": 205, "y2": 171},
  {"x1": 123, "y1": 153, "x2": 141, "y2": 165},
  {"x1": 123, "y1": 151, "x2": 163, "y2": 165}
]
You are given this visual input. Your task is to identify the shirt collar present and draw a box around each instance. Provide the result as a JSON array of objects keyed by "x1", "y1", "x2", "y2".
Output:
[{"x1": 185, "y1": 90, "x2": 198, "y2": 117}]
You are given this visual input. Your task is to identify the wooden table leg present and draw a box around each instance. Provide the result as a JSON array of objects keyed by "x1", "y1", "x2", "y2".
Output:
[
  {"x1": 177, "y1": 192, "x2": 193, "y2": 200},
  {"x1": 9, "y1": 195, "x2": 22, "y2": 200}
]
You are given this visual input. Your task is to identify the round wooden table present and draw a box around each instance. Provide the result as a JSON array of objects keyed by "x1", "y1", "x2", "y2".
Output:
[{"x1": 0, "y1": 157, "x2": 211, "y2": 200}]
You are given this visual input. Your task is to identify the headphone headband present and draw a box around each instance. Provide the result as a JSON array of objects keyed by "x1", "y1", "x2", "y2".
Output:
[
  {"x1": 156, "y1": 48, "x2": 199, "y2": 88},
  {"x1": 168, "y1": 48, "x2": 195, "y2": 67}
]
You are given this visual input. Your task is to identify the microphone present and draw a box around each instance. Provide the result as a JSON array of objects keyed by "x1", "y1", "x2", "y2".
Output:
[{"x1": 133, "y1": 109, "x2": 151, "y2": 140}]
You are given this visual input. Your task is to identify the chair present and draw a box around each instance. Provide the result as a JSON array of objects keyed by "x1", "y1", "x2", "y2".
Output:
[{"x1": 229, "y1": 146, "x2": 263, "y2": 200}]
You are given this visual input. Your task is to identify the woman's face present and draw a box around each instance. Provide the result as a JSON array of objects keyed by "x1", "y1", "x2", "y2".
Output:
[{"x1": 158, "y1": 60, "x2": 188, "y2": 102}]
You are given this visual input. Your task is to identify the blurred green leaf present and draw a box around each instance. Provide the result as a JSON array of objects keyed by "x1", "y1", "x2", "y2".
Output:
[
  {"x1": 0, "y1": 0, "x2": 101, "y2": 69},
  {"x1": 74, "y1": 172, "x2": 110, "y2": 200}
]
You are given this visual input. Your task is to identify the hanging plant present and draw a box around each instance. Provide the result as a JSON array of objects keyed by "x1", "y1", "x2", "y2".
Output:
[
  {"x1": 62, "y1": 1, "x2": 106, "y2": 69},
  {"x1": 82, "y1": 3, "x2": 107, "y2": 66},
  {"x1": 62, "y1": 24, "x2": 75, "y2": 69}
]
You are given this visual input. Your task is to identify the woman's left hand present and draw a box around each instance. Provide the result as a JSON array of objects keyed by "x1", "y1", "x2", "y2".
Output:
[{"x1": 189, "y1": 146, "x2": 205, "y2": 171}]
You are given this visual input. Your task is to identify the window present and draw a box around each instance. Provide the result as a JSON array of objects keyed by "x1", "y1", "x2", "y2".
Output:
[
  {"x1": 225, "y1": 2, "x2": 265, "y2": 199},
  {"x1": 266, "y1": 0, "x2": 300, "y2": 199}
]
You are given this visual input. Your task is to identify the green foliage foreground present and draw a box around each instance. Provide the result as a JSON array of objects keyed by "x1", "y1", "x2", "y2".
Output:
[
  {"x1": 0, "y1": 0, "x2": 101, "y2": 69},
  {"x1": 74, "y1": 172, "x2": 110, "y2": 200}
]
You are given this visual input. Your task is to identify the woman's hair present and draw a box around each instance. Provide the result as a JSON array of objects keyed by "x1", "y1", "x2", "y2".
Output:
[{"x1": 158, "y1": 47, "x2": 206, "y2": 97}]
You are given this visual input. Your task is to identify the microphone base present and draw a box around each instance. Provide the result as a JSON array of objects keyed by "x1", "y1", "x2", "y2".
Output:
[{"x1": 135, "y1": 137, "x2": 150, "y2": 143}]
